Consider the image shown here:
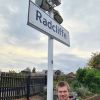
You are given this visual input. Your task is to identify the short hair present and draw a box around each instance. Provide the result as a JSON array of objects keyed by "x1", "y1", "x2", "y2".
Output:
[{"x1": 56, "y1": 81, "x2": 70, "y2": 91}]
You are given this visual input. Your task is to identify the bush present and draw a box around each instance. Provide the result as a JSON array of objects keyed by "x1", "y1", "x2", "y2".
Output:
[
  {"x1": 76, "y1": 86, "x2": 92, "y2": 97},
  {"x1": 76, "y1": 68, "x2": 100, "y2": 93}
]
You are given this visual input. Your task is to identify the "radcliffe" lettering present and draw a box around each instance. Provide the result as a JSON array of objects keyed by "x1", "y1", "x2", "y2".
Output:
[{"x1": 36, "y1": 10, "x2": 66, "y2": 39}]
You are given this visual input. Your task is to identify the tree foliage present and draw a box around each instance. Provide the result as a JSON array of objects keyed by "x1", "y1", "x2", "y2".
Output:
[
  {"x1": 76, "y1": 68, "x2": 100, "y2": 93},
  {"x1": 88, "y1": 52, "x2": 100, "y2": 69},
  {"x1": 32, "y1": 67, "x2": 36, "y2": 73},
  {"x1": 76, "y1": 68, "x2": 87, "y2": 83}
]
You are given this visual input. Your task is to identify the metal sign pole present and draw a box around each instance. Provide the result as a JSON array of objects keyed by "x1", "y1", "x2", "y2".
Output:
[
  {"x1": 47, "y1": 36, "x2": 53, "y2": 100},
  {"x1": 27, "y1": 1, "x2": 70, "y2": 99},
  {"x1": 47, "y1": 2, "x2": 54, "y2": 100}
]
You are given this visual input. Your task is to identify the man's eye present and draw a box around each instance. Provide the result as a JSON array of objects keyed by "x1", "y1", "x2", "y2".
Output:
[
  {"x1": 59, "y1": 91, "x2": 67, "y2": 93},
  {"x1": 64, "y1": 91, "x2": 67, "y2": 93}
]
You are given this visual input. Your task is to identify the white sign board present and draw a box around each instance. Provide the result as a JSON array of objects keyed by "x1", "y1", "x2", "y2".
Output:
[{"x1": 27, "y1": 0, "x2": 70, "y2": 46}]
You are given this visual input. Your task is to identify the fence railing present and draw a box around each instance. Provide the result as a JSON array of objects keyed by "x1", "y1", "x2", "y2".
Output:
[{"x1": 0, "y1": 72, "x2": 46, "y2": 100}]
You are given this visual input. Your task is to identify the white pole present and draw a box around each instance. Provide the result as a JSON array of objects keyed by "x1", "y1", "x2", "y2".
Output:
[
  {"x1": 47, "y1": 1, "x2": 54, "y2": 100},
  {"x1": 47, "y1": 37, "x2": 53, "y2": 100}
]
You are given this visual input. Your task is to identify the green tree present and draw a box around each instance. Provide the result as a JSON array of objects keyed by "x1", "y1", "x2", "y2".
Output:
[
  {"x1": 76, "y1": 68, "x2": 100, "y2": 93},
  {"x1": 32, "y1": 67, "x2": 36, "y2": 73},
  {"x1": 88, "y1": 52, "x2": 100, "y2": 69},
  {"x1": 84, "y1": 69, "x2": 96, "y2": 90},
  {"x1": 76, "y1": 68, "x2": 87, "y2": 84}
]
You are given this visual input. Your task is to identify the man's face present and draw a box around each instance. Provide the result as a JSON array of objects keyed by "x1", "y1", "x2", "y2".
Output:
[{"x1": 57, "y1": 86, "x2": 69, "y2": 100}]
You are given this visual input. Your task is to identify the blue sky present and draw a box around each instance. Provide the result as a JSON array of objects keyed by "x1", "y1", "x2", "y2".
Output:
[{"x1": 0, "y1": 0, "x2": 100, "y2": 73}]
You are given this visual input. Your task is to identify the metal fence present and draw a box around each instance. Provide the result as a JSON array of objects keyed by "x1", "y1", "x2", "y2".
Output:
[{"x1": 0, "y1": 72, "x2": 46, "y2": 100}]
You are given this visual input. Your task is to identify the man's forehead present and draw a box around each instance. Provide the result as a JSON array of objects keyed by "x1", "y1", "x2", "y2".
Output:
[{"x1": 58, "y1": 86, "x2": 68, "y2": 90}]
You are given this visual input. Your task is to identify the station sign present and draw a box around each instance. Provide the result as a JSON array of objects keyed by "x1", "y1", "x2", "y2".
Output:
[{"x1": 27, "y1": 0, "x2": 70, "y2": 46}]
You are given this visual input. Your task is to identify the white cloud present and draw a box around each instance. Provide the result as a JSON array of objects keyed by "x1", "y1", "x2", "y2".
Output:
[
  {"x1": 0, "y1": 0, "x2": 100, "y2": 73},
  {"x1": 8, "y1": 5, "x2": 19, "y2": 14},
  {"x1": 62, "y1": 19, "x2": 90, "y2": 34},
  {"x1": 0, "y1": 15, "x2": 9, "y2": 31}
]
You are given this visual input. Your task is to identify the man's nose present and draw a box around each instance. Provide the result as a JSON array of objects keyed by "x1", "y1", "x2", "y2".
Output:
[{"x1": 61, "y1": 92, "x2": 64, "y2": 95}]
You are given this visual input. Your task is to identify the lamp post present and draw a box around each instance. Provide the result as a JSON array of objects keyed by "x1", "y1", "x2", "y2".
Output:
[
  {"x1": 35, "y1": 0, "x2": 63, "y2": 24},
  {"x1": 34, "y1": 0, "x2": 63, "y2": 100},
  {"x1": 47, "y1": 1, "x2": 54, "y2": 100},
  {"x1": 28, "y1": 0, "x2": 70, "y2": 99}
]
